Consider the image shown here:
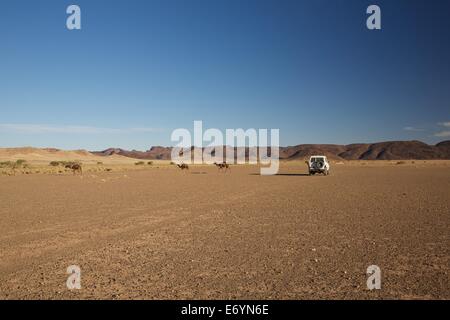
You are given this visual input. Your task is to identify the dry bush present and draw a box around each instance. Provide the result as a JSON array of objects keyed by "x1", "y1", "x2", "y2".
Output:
[
  {"x1": 16, "y1": 159, "x2": 27, "y2": 166},
  {"x1": 0, "y1": 161, "x2": 14, "y2": 168},
  {"x1": 49, "y1": 161, "x2": 81, "y2": 167},
  {"x1": 0, "y1": 160, "x2": 26, "y2": 170}
]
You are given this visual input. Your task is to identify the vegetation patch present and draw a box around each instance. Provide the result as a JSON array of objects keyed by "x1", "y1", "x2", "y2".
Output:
[{"x1": 49, "y1": 161, "x2": 81, "y2": 167}]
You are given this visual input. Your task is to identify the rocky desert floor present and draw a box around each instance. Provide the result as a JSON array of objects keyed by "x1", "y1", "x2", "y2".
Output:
[{"x1": 0, "y1": 161, "x2": 449, "y2": 299}]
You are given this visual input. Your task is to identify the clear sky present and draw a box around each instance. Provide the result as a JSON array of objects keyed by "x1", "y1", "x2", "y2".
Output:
[{"x1": 1, "y1": 0, "x2": 449, "y2": 150}]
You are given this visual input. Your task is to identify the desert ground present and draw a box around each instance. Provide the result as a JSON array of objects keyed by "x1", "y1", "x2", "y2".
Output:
[{"x1": 0, "y1": 157, "x2": 449, "y2": 299}]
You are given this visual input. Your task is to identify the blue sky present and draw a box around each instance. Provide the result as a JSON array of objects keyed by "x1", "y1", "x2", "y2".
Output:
[{"x1": 0, "y1": 0, "x2": 449, "y2": 150}]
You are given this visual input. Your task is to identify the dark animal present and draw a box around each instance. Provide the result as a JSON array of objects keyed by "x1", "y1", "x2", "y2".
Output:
[
  {"x1": 177, "y1": 163, "x2": 189, "y2": 170},
  {"x1": 214, "y1": 162, "x2": 230, "y2": 172},
  {"x1": 65, "y1": 163, "x2": 82, "y2": 175}
]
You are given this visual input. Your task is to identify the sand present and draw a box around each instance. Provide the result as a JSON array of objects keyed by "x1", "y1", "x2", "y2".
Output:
[{"x1": 0, "y1": 161, "x2": 449, "y2": 299}]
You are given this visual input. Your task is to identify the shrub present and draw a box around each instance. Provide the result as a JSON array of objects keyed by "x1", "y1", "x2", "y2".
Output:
[
  {"x1": 396, "y1": 161, "x2": 406, "y2": 165},
  {"x1": 147, "y1": 161, "x2": 153, "y2": 165},
  {"x1": 16, "y1": 159, "x2": 27, "y2": 166},
  {"x1": 50, "y1": 160, "x2": 81, "y2": 167},
  {"x1": 135, "y1": 161, "x2": 145, "y2": 165},
  {"x1": 0, "y1": 161, "x2": 14, "y2": 168},
  {"x1": 97, "y1": 161, "x2": 103, "y2": 165},
  {"x1": 0, "y1": 160, "x2": 25, "y2": 168}
]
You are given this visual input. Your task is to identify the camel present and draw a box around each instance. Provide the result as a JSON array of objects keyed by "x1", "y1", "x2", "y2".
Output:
[
  {"x1": 177, "y1": 163, "x2": 189, "y2": 170},
  {"x1": 65, "y1": 163, "x2": 82, "y2": 175},
  {"x1": 214, "y1": 162, "x2": 230, "y2": 172}
]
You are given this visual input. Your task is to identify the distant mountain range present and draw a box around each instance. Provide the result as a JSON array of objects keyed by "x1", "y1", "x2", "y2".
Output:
[{"x1": 93, "y1": 140, "x2": 450, "y2": 160}]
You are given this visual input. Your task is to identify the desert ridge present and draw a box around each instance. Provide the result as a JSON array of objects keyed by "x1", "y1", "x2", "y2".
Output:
[
  {"x1": 93, "y1": 140, "x2": 450, "y2": 161},
  {"x1": 0, "y1": 147, "x2": 138, "y2": 165}
]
